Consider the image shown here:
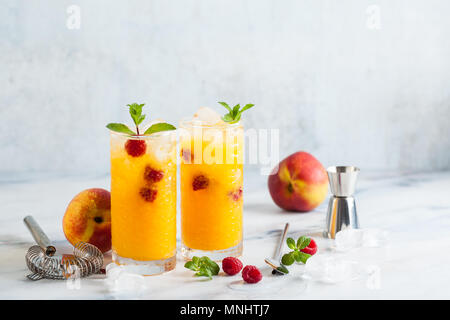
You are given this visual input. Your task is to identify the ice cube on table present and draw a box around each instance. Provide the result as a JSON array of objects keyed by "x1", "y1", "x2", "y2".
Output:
[
  {"x1": 305, "y1": 254, "x2": 362, "y2": 284},
  {"x1": 362, "y1": 228, "x2": 389, "y2": 247},
  {"x1": 104, "y1": 263, "x2": 147, "y2": 295},
  {"x1": 335, "y1": 229, "x2": 364, "y2": 252},
  {"x1": 192, "y1": 107, "x2": 224, "y2": 125},
  {"x1": 335, "y1": 228, "x2": 389, "y2": 251}
]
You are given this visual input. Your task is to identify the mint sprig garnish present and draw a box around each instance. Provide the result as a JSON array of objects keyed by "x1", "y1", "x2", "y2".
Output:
[
  {"x1": 127, "y1": 103, "x2": 146, "y2": 134},
  {"x1": 281, "y1": 236, "x2": 312, "y2": 266},
  {"x1": 218, "y1": 101, "x2": 254, "y2": 124},
  {"x1": 184, "y1": 256, "x2": 220, "y2": 280},
  {"x1": 105, "y1": 123, "x2": 136, "y2": 135},
  {"x1": 144, "y1": 122, "x2": 176, "y2": 135},
  {"x1": 106, "y1": 102, "x2": 176, "y2": 136}
]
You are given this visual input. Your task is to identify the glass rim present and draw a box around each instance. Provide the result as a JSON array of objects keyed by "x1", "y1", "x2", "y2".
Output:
[
  {"x1": 179, "y1": 117, "x2": 244, "y2": 129},
  {"x1": 108, "y1": 129, "x2": 177, "y2": 140}
]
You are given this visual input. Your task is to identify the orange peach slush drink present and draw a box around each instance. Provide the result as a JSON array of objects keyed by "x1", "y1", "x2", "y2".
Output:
[
  {"x1": 180, "y1": 107, "x2": 245, "y2": 260},
  {"x1": 107, "y1": 103, "x2": 177, "y2": 274}
]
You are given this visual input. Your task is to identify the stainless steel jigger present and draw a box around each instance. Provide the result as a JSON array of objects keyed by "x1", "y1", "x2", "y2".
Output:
[{"x1": 324, "y1": 166, "x2": 360, "y2": 239}]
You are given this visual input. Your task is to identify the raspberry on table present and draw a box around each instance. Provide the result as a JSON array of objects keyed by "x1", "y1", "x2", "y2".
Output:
[
  {"x1": 222, "y1": 257, "x2": 243, "y2": 276},
  {"x1": 125, "y1": 139, "x2": 146, "y2": 157},
  {"x1": 144, "y1": 166, "x2": 164, "y2": 183},
  {"x1": 192, "y1": 175, "x2": 209, "y2": 191},
  {"x1": 300, "y1": 238, "x2": 318, "y2": 255},
  {"x1": 139, "y1": 187, "x2": 157, "y2": 202},
  {"x1": 242, "y1": 265, "x2": 262, "y2": 284}
]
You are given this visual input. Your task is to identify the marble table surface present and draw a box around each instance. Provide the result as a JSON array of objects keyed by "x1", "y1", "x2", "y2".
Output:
[{"x1": 1, "y1": 169, "x2": 449, "y2": 300}]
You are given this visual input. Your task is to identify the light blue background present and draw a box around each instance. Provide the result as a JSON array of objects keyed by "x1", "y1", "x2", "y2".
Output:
[{"x1": 1, "y1": 0, "x2": 449, "y2": 180}]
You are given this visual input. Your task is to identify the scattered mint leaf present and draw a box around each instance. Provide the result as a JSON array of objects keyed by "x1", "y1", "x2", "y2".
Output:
[
  {"x1": 277, "y1": 265, "x2": 289, "y2": 274},
  {"x1": 184, "y1": 260, "x2": 197, "y2": 271},
  {"x1": 201, "y1": 256, "x2": 220, "y2": 276},
  {"x1": 293, "y1": 251, "x2": 303, "y2": 263},
  {"x1": 286, "y1": 237, "x2": 296, "y2": 250},
  {"x1": 218, "y1": 101, "x2": 254, "y2": 124},
  {"x1": 184, "y1": 256, "x2": 219, "y2": 280},
  {"x1": 106, "y1": 123, "x2": 136, "y2": 135},
  {"x1": 192, "y1": 256, "x2": 200, "y2": 265},
  {"x1": 281, "y1": 252, "x2": 295, "y2": 266},
  {"x1": 298, "y1": 252, "x2": 311, "y2": 264},
  {"x1": 144, "y1": 123, "x2": 176, "y2": 135},
  {"x1": 279, "y1": 235, "x2": 315, "y2": 272},
  {"x1": 297, "y1": 236, "x2": 311, "y2": 250}
]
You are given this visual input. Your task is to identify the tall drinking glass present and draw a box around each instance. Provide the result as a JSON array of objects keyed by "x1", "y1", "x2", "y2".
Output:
[
  {"x1": 180, "y1": 120, "x2": 244, "y2": 260},
  {"x1": 109, "y1": 130, "x2": 177, "y2": 275}
]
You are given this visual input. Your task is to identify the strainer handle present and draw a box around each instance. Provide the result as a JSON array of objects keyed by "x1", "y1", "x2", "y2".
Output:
[{"x1": 24, "y1": 215, "x2": 56, "y2": 256}]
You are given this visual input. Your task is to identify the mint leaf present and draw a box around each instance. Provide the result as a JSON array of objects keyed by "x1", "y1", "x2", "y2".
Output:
[
  {"x1": 277, "y1": 265, "x2": 289, "y2": 274},
  {"x1": 297, "y1": 236, "x2": 311, "y2": 250},
  {"x1": 293, "y1": 251, "x2": 303, "y2": 263},
  {"x1": 221, "y1": 113, "x2": 234, "y2": 122},
  {"x1": 192, "y1": 256, "x2": 200, "y2": 265},
  {"x1": 232, "y1": 104, "x2": 241, "y2": 117},
  {"x1": 229, "y1": 113, "x2": 242, "y2": 124},
  {"x1": 239, "y1": 103, "x2": 254, "y2": 113},
  {"x1": 144, "y1": 123, "x2": 176, "y2": 135},
  {"x1": 286, "y1": 237, "x2": 296, "y2": 250},
  {"x1": 297, "y1": 252, "x2": 311, "y2": 264},
  {"x1": 218, "y1": 101, "x2": 254, "y2": 123},
  {"x1": 218, "y1": 101, "x2": 232, "y2": 112},
  {"x1": 196, "y1": 265, "x2": 213, "y2": 279},
  {"x1": 184, "y1": 261, "x2": 198, "y2": 271},
  {"x1": 281, "y1": 252, "x2": 295, "y2": 266},
  {"x1": 185, "y1": 256, "x2": 219, "y2": 279},
  {"x1": 127, "y1": 103, "x2": 146, "y2": 127},
  {"x1": 106, "y1": 123, "x2": 136, "y2": 135},
  {"x1": 201, "y1": 257, "x2": 219, "y2": 275}
]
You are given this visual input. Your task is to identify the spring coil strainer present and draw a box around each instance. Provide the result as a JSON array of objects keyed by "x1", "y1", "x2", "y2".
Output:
[{"x1": 24, "y1": 215, "x2": 103, "y2": 281}]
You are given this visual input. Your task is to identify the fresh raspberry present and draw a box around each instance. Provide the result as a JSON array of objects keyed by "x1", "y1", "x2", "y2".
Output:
[
  {"x1": 242, "y1": 265, "x2": 262, "y2": 284},
  {"x1": 222, "y1": 257, "x2": 243, "y2": 276},
  {"x1": 144, "y1": 166, "x2": 164, "y2": 183},
  {"x1": 229, "y1": 187, "x2": 243, "y2": 201},
  {"x1": 139, "y1": 187, "x2": 157, "y2": 202},
  {"x1": 125, "y1": 139, "x2": 146, "y2": 157},
  {"x1": 300, "y1": 238, "x2": 317, "y2": 255},
  {"x1": 192, "y1": 175, "x2": 209, "y2": 191}
]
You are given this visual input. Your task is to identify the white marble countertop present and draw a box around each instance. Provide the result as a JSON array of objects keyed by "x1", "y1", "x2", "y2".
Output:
[{"x1": 1, "y1": 170, "x2": 449, "y2": 299}]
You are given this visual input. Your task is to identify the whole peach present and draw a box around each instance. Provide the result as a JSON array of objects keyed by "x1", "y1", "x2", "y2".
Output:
[
  {"x1": 63, "y1": 188, "x2": 111, "y2": 253},
  {"x1": 268, "y1": 151, "x2": 328, "y2": 212}
]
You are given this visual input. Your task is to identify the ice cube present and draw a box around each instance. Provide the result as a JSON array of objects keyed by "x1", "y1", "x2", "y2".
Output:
[
  {"x1": 147, "y1": 129, "x2": 177, "y2": 162},
  {"x1": 362, "y1": 228, "x2": 389, "y2": 247},
  {"x1": 104, "y1": 263, "x2": 147, "y2": 295},
  {"x1": 105, "y1": 263, "x2": 124, "y2": 281},
  {"x1": 192, "y1": 107, "x2": 224, "y2": 125},
  {"x1": 335, "y1": 228, "x2": 389, "y2": 252},
  {"x1": 335, "y1": 229, "x2": 364, "y2": 252},
  {"x1": 305, "y1": 254, "x2": 362, "y2": 284}
]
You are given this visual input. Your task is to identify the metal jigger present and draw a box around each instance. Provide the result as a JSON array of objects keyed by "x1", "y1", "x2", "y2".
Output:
[{"x1": 324, "y1": 166, "x2": 360, "y2": 239}]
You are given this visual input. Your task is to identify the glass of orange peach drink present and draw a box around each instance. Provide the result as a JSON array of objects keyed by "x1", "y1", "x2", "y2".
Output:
[
  {"x1": 107, "y1": 103, "x2": 177, "y2": 275},
  {"x1": 179, "y1": 106, "x2": 247, "y2": 260}
]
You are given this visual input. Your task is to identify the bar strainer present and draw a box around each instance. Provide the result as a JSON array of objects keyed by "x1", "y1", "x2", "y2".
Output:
[{"x1": 24, "y1": 215, "x2": 104, "y2": 281}]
